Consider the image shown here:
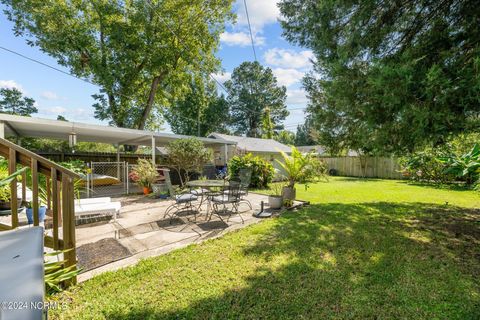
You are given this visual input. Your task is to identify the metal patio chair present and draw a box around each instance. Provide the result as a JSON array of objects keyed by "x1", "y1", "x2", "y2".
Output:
[
  {"x1": 227, "y1": 168, "x2": 252, "y2": 210},
  {"x1": 164, "y1": 189, "x2": 200, "y2": 223},
  {"x1": 210, "y1": 180, "x2": 244, "y2": 223}
]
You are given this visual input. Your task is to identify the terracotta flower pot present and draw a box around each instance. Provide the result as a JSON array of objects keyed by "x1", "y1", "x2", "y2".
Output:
[{"x1": 143, "y1": 187, "x2": 151, "y2": 195}]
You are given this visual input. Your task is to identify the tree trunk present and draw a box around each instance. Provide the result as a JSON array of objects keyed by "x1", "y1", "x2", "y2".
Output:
[{"x1": 137, "y1": 72, "x2": 167, "y2": 130}]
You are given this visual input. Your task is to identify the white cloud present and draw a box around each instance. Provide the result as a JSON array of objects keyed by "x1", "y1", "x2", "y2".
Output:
[
  {"x1": 234, "y1": 0, "x2": 280, "y2": 31},
  {"x1": 212, "y1": 72, "x2": 231, "y2": 84},
  {"x1": 272, "y1": 68, "x2": 304, "y2": 87},
  {"x1": 220, "y1": 31, "x2": 265, "y2": 47},
  {"x1": 38, "y1": 105, "x2": 92, "y2": 120},
  {"x1": 286, "y1": 88, "x2": 308, "y2": 105},
  {"x1": 264, "y1": 48, "x2": 314, "y2": 69},
  {"x1": 39, "y1": 106, "x2": 67, "y2": 115},
  {"x1": 0, "y1": 80, "x2": 24, "y2": 92},
  {"x1": 41, "y1": 91, "x2": 59, "y2": 100}
]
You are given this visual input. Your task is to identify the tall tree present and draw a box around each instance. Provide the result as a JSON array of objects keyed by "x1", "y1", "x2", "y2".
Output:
[
  {"x1": 280, "y1": 0, "x2": 480, "y2": 154},
  {"x1": 275, "y1": 130, "x2": 295, "y2": 145},
  {"x1": 294, "y1": 119, "x2": 315, "y2": 146},
  {"x1": 0, "y1": 88, "x2": 37, "y2": 116},
  {"x1": 261, "y1": 107, "x2": 274, "y2": 139},
  {"x1": 225, "y1": 61, "x2": 289, "y2": 137},
  {"x1": 164, "y1": 77, "x2": 230, "y2": 136},
  {"x1": 3, "y1": 0, "x2": 234, "y2": 130}
]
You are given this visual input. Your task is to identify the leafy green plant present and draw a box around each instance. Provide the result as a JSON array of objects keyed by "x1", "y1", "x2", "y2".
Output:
[
  {"x1": 276, "y1": 147, "x2": 327, "y2": 190},
  {"x1": 45, "y1": 250, "x2": 81, "y2": 294},
  {"x1": 58, "y1": 160, "x2": 87, "y2": 175},
  {"x1": 129, "y1": 159, "x2": 158, "y2": 189},
  {"x1": 228, "y1": 153, "x2": 274, "y2": 188},
  {"x1": 25, "y1": 184, "x2": 48, "y2": 209},
  {"x1": 166, "y1": 138, "x2": 213, "y2": 187},
  {"x1": 399, "y1": 147, "x2": 454, "y2": 184},
  {"x1": 437, "y1": 144, "x2": 480, "y2": 185},
  {"x1": 283, "y1": 198, "x2": 294, "y2": 208},
  {"x1": 0, "y1": 159, "x2": 28, "y2": 203},
  {"x1": 270, "y1": 181, "x2": 287, "y2": 197}
]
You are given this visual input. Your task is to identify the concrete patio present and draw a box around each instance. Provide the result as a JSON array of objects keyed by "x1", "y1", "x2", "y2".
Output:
[{"x1": 75, "y1": 192, "x2": 293, "y2": 282}]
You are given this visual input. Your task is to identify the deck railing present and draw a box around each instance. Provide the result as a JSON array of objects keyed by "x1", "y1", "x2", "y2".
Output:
[{"x1": 0, "y1": 138, "x2": 79, "y2": 283}]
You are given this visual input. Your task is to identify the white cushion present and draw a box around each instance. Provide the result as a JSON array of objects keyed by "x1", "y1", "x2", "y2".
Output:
[{"x1": 75, "y1": 197, "x2": 112, "y2": 205}]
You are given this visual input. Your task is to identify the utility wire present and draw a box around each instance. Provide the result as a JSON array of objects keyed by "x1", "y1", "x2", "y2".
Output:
[
  {"x1": 1, "y1": 3, "x2": 305, "y2": 126},
  {"x1": 243, "y1": 0, "x2": 257, "y2": 61},
  {"x1": 0, "y1": 45, "x2": 206, "y2": 127},
  {"x1": 0, "y1": 46, "x2": 97, "y2": 87}
]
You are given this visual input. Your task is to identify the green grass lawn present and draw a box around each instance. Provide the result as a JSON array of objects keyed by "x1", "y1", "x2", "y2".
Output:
[{"x1": 50, "y1": 177, "x2": 480, "y2": 319}]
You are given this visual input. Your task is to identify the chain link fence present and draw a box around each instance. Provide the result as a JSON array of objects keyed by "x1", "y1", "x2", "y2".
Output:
[{"x1": 85, "y1": 162, "x2": 130, "y2": 198}]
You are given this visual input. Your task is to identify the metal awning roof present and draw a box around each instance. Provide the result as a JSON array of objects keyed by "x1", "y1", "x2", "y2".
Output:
[{"x1": 0, "y1": 114, "x2": 236, "y2": 147}]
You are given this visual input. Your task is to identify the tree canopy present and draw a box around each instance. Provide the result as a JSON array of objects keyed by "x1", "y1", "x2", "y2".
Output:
[
  {"x1": 275, "y1": 130, "x2": 295, "y2": 145},
  {"x1": 225, "y1": 61, "x2": 289, "y2": 137},
  {"x1": 164, "y1": 76, "x2": 229, "y2": 136},
  {"x1": 3, "y1": 0, "x2": 234, "y2": 130},
  {"x1": 280, "y1": 0, "x2": 480, "y2": 154},
  {"x1": 294, "y1": 118, "x2": 315, "y2": 147},
  {"x1": 0, "y1": 88, "x2": 37, "y2": 116}
]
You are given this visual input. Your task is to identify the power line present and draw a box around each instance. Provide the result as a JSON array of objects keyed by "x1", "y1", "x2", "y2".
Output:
[
  {"x1": 0, "y1": 46, "x2": 98, "y2": 87},
  {"x1": 145, "y1": 2, "x2": 268, "y2": 117},
  {"x1": 243, "y1": 0, "x2": 257, "y2": 61},
  {"x1": 2, "y1": 2, "x2": 304, "y2": 126},
  {"x1": 0, "y1": 45, "x2": 206, "y2": 126}
]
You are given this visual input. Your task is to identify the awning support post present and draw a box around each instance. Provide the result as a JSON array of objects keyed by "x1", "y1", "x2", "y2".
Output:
[
  {"x1": 116, "y1": 144, "x2": 121, "y2": 179},
  {"x1": 224, "y1": 144, "x2": 228, "y2": 166},
  {"x1": 151, "y1": 136, "x2": 156, "y2": 166}
]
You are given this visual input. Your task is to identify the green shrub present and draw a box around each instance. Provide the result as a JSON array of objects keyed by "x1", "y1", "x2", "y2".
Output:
[
  {"x1": 438, "y1": 144, "x2": 480, "y2": 185},
  {"x1": 58, "y1": 160, "x2": 87, "y2": 175},
  {"x1": 166, "y1": 138, "x2": 213, "y2": 187},
  {"x1": 399, "y1": 148, "x2": 454, "y2": 183},
  {"x1": 228, "y1": 153, "x2": 274, "y2": 188}
]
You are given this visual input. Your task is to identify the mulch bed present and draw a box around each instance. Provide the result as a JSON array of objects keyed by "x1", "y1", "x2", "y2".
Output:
[{"x1": 77, "y1": 238, "x2": 132, "y2": 273}]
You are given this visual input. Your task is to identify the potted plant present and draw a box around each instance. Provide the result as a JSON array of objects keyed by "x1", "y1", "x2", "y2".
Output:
[
  {"x1": 26, "y1": 185, "x2": 48, "y2": 224},
  {"x1": 129, "y1": 159, "x2": 158, "y2": 195},
  {"x1": 276, "y1": 147, "x2": 327, "y2": 201},
  {"x1": 268, "y1": 182, "x2": 284, "y2": 209}
]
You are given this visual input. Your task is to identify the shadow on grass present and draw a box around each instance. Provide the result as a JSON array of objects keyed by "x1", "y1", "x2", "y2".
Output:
[{"x1": 103, "y1": 202, "x2": 480, "y2": 319}]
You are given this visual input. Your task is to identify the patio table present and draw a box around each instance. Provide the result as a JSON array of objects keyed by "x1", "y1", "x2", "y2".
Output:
[
  {"x1": 186, "y1": 180, "x2": 229, "y2": 219},
  {"x1": 186, "y1": 179, "x2": 229, "y2": 188}
]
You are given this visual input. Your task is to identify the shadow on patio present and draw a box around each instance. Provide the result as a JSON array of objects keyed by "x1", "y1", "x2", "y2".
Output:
[{"x1": 75, "y1": 192, "x2": 275, "y2": 277}]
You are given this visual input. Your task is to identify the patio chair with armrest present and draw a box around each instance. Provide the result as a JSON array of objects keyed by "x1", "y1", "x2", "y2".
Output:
[
  {"x1": 210, "y1": 180, "x2": 244, "y2": 223},
  {"x1": 226, "y1": 168, "x2": 252, "y2": 210},
  {"x1": 163, "y1": 188, "x2": 200, "y2": 223}
]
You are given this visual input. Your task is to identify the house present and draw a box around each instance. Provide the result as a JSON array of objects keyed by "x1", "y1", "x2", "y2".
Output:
[
  {"x1": 297, "y1": 145, "x2": 328, "y2": 155},
  {"x1": 208, "y1": 132, "x2": 291, "y2": 176}
]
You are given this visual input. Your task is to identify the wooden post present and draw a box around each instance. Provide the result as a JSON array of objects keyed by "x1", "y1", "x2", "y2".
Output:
[
  {"x1": 31, "y1": 158, "x2": 39, "y2": 226},
  {"x1": 51, "y1": 169, "x2": 59, "y2": 250},
  {"x1": 62, "y1": 174, "x2": 77, "y2": 284},
  {"x1": 46, "y1": 177, "x2": 51, "y2": 210},
  {"x1": 21, "y1": 170, "x2": 26, "y2": 203},
  {"x1": 9, "y1": 148, "x2": 18, "y2": 228}
]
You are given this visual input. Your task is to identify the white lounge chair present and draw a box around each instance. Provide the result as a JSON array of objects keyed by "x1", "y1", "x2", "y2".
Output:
[{"x1": 75, "y1": 197, "x2": 121, "y2": 221}]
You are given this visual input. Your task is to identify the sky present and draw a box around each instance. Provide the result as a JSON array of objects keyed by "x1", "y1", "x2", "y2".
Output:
[{"x1": 0, "y1": 0, "x2": 310, "y2": 133}]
